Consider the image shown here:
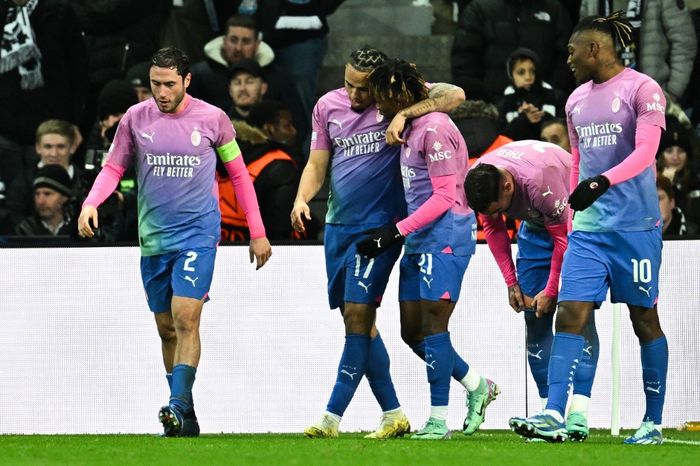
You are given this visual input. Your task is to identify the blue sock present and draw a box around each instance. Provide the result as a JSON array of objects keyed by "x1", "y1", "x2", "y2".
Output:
[
  {"x1": 166, "y1": 373, "x2": 173, "y2": 391},
  {"x1": 424, "y1": 332, "x2": 454, "y2": 407},
  {"x1": 411, "y1": 340, "x2": 469, "y2": 381},
  {"x1": 170, "y1": 364, "x2": 196, "y2": 413},
  {"x1": 545, "y1": 332, "x2": 584, "y2": 417},
  {"x1": 365, "y1": 334, "x2": 400, "y2": 412},
  {"x1": 573, "y1": 315, "x2": 599, "y2": 397},
  {"x1": 641, "y1": 335, "x2": 668, "y2": 424},
  {"x1": 326, "y1": 334, "x2": 371, "y2": 417},
  {"x1": 524, "y1": 310, "x2": 553, "y2": 398}
]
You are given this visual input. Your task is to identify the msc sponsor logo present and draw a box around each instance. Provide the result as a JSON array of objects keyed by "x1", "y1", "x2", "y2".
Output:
[{"x1": 428, "y1": 150, "x2": 452, "y2": 162}]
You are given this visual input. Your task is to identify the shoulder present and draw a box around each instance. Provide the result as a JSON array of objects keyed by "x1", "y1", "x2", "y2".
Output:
[{"x1": 316, "y1": 88, "x2": 346, "y2": 108}]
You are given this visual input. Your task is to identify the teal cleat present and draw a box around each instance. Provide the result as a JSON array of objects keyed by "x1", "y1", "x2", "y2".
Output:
[
  {"x1": 411, "y1": 418, "x2": 451, "y2": 440},
  {"x1": 511, "y1": 413, "x2": 567, "y2": 442},
  {"x1": 566, "y1": 411, "x2": 589, "y2": 442},
  {"x1": 463, "y1": 378, "x2": 500, "y2": 435},
  {"x1": 623, "y1": 421, "x2": 663, "y2": 445}
]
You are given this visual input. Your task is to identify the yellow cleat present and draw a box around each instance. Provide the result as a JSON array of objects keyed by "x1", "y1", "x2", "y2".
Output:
[
  {"x1": 364, "y1": 411, "x2": 411, "y2": 439},
  {"x1": 304, "y1": 413, "x2": 340, "y2": 438}
]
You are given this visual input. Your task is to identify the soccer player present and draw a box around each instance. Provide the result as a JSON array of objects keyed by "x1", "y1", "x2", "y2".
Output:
[
  {"x1": 77, "y1": 47, "x2": 272, "y2": 437},
  {"x1": 465, "y1": 140, "x2": 599, "y2": 441},
  {"x1": 291, "y1": 47, "x2": 466, "y2": 439},
  {"x1": 510, "y1": 12, "x2": 668, "y2": 444},
  {"x1": 360, "y1": 59, "x2": 499, "y2": 440}
]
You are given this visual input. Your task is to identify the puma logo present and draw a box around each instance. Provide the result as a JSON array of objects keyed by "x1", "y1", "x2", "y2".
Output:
[
  {"x1": 527, "y1": 349, "x2": 543, "y2": 360},
  {"x1": 639, "y1": 286, "x2": 652, "y2": 297},
  {"x1": 582, "y1": 346, "x2": 593, "y2": 356},
  {"x1": 184, "y1": 276, "x2": 199, "y2": 287},
  {"x1": 373, "y1": 238, "x2": 382, "y2": 249},
  {"x1": 645, "y1": 385, "x2": 661, "y2": 394},
  {"x1": 340, "y1": 369, "x2": 357, "y2": 380},
  {"x1": 426, "y1": 126, "x2": 438, "y2": 134},
  {"x1": 140, "y1": 131, "x2": 155, "y2": 142},
  {"x1": 422, "y1": 276, "x2": 433, "y2": 288},
  {"x1": 357, "y1": 281, "x2": 371, "y2": 293},
  {"x1": 425, "y1": 360, "x2": 437, "y2": 370},
  {"x1": 329, "y1": 119, "x2": 343, "y2": 129},
  {"x1": 542, "y1": 186, "x2": 553, "y2": 197}
]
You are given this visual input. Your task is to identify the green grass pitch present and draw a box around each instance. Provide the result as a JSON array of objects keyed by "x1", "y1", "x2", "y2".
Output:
[{"x1": 1, "y1": 430, "x2": 699, "y2": 465}]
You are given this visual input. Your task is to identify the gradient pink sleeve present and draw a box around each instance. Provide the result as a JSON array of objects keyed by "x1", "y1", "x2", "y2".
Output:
[
  {"x1": 396, "y1": 174, "x2": 456, "y2": 235},
  {"x1": 480, "y1": 213, "x2": 517, "y2": 287},
  {"x1": 543, "y1": 222, "x2": 568, "y2": 297},
  {"x1": 570, "y1": 146, "x2": 580, "y2": 193},
  {"x1": 602, "y1": 122, "x2": 661, "y2": 185},
  {"x1": 82, "y1": 161, "x2": 126, "y2": 208},
  {"x1": 224, "y1": 157, "x2": 266, "y2": 239}
]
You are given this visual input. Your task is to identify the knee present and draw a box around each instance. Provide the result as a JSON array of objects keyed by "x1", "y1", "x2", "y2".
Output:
[
  {"x1": 342, "y1": 307, "x2": 372, "y2": 335},
  {"x1": 400, "y1": 326, "x2": 422, "y2": 348},
  {"x1": 156, "y1": 321, "x2": 176, "y2": 343},
  {"x1": 631, "y1": 315, "x2": 662, "y2": 342},
  {"x1": 555, "y1": 304, "x2": 589, "y2": 334}
]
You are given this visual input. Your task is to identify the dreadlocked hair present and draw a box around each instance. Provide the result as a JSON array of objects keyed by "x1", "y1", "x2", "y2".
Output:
[
  {"x1": 368, "y1": 58, "x2": 428, "y2": 108},
  {"x1": 347, "y1": 45, "x2": 388, "y2": 72},
  {"x1": 574, "y1": 11, "x2": 634, "y2": 52}
]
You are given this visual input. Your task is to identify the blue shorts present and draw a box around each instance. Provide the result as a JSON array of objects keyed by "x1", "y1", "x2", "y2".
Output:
[
  {"x1": 516, "y1": 222, "x2": 553, "y2": 298},
  {"x1": 559, "y1": 229, "x2": 662, "y2": 308},
  {"x1": 398, "y1": 252, "x2": 471, "y2": 302},
  {"x1": 140, "y1": 247, "x2": 217, "y2": 313},
  {"x1": 324, "y1": 224, "x2": 402, "y2": 310}
]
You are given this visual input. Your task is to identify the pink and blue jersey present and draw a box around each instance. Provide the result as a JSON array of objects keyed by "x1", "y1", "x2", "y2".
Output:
[
  {"x1": 401, "y1": 112, "x2": 474, "y2": 255},
  {"x1": 474, "y1": 140, "x2": 571, "y2": 229},
  {"x1": 311, "y1": 88, "x2": 405, "y2": 225},
  {"x1": 566, "y1": 68, "x2": 666, "y2": 232},
  {"x1": 108, "y1": 97, "x2": 240, "y2": 256}
]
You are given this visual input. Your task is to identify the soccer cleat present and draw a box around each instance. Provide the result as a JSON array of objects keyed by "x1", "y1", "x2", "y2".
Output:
[
  {"x1": 511, "y1": 413, "x2": 567, "y2": 442},
  {"x1": 303, "y1": 414, "x2": 340, "y2": 438},
  {"x1": 364, "y1": 411, "x2": 411, "y2": 439},
  {"x1": 463, "y1": 378, "x2": 500, "y2": 435},
  {"x1": 158, "y1": 405, "x2": 183, "y2": 437},
  {"x1": 411, "y1": 417, "x2": 451, "y2": 440},
  {"x1": 180, "y1": 409, "x2": 200, "y2": 437},
  {"x1": 623, "y1": 421, "x2": 663, "y2": 445},
  {"x1": 566, "y1": 411, "x2": 589, "y2": 442}
]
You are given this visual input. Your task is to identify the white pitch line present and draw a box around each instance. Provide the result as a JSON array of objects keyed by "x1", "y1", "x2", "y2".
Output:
[{"x1": 664, "y1": 438, "x2": 700, "y2": 446}]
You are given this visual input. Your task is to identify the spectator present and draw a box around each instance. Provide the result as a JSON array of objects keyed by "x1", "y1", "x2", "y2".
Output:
[
  {"x1": 218, "y1": 119, "x2": 298, "y2": 241},
  {"x1": 248, "y1": 99, "x2": 301, "y2": 164},
  {"x1": 0, "y1": 0, "x2": 87, "y2": 214},
  {"x1": 657, "y1": 174, "x2": 698, "y2": 237},
  {"x1": 540, "y1": 118, "x2": 571, "y2": 152},
  {"x1": 451, "y1": 0, "x2": 573, "y2": 103},
  {"x1": 15, "y1": 164, "x2": 75, "y2": 237},
  {"x1": 228, "y1": 59, "x2": 267, "y2": 120},
  {"x1": 450, "y1": 100, "x2": 512, "y2": 160},
  {"x1": 656, "y1": 118, "x2": 700, "y2": 224},
  {"x1": 125, "y1": 61, "x2": 153, "y2": 102},
  {"x1": 498, "y1": 48, "x2": 564, "y2": 141},
  {"x1": 580, "y1": 1, "x2": 696, "y2": 105}
]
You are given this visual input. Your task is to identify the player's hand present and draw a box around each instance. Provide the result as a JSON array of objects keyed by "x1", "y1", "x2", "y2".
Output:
[
  {"x1": 569, "y1": 175, "x2": 610, "y2": 211},
  {"x1": 249, "y1": 237, "x2": 272, "y2": 270},
  {"x1": 356, "y1": 224, "x2": 403, "y2": 258},
  {"x1": 77, "y1": 205, "x2": 99, "y2": 238},
  {"x1": 531, "y1": 290, "x2": 557, "y2": 318},
  {"x1": 507, "y1": 283, "x2": 526, "y2": 312},
  {"x1": 290, "y1": 200, "x2": 311, "y2": 233},
  {"x1": 386, "y1": 112, "x2": 407, "y2": 145}
]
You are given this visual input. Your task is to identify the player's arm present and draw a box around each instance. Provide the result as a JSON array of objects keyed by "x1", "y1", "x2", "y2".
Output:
[
  {"x1": 386, "y1": 83, "x2": 466, "y2": 144},
  {"x1": 291, "y1": 149, "x2": 330, "y2": 233},
  {"x1": 480, "y1": 212, "x2": 523, "y2": 312}
]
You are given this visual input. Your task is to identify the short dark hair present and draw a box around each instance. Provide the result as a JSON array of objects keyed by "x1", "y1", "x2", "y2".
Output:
[
  {"x1": 347, "y1": 45, "x2": 388, "y2": 72},
  {"x1": 225, "y1": 14, "x2": 259, "y2": 35},
  {"x1": 541, "y1": 117, "x2": 567, "y2": 133},
  {"x1": 248, "y1": 101, "x2": 290, "y2": 129},
  {"x1": 368, "y1": 58, "x2": 428, "y2": 107},
  {"x1": 656, "y1": 174, "x2": 675, "y2": 200},
  {"x1": 465, "y1": 163, "x2": 502, "y2": 213},
  {"x1": 150, "y1": 47, "x2": 190, "y2": 78}
]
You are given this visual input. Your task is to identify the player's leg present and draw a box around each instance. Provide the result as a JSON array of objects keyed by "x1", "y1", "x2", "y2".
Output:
[
  {"x1": 524, "y1": 309, "x2": 554, "y2": 407},
  {"x1": 568, "y1": 313, "x2": 599, "y2": 441}
]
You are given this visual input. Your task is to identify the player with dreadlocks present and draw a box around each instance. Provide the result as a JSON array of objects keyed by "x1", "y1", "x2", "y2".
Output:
[
  {"x1": 509, "y1": 12, "x2": 668, "y2": 444},
  {"x1": 293, "y1": 47, "x2": 466, "y2": 439},
  {"x1": 360, "y1": 59, "x2": 499, "y2": 440}
]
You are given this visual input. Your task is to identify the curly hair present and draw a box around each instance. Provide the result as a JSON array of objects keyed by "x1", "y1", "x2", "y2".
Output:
[{"x1": 367, "y1": 58, "x2": 428, "y2": 108}]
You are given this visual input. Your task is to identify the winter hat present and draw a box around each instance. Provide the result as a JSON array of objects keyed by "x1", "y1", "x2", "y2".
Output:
[
  {"x1": 506, "y1": 47, "x2": 541, "y2": 83},
  {"x1": 97, "y1": 79, "x2": 138, "y2": 121},
  {"x1": 125, "y1": 61, "x2": 151, "y2": 88},
  {"x1": 659, "y1": 118, "x2": 694, "y2": 159},
  {"x1": 33, "y1": 164, "x2": 72, "y2": 197}
]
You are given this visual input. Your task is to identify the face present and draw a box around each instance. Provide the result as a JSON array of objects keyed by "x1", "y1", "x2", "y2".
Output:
[
  {"x1": 34, "y1": 187, "x2": 67, "y2": 221},
  {"x1": 150, "y1": 66, "x2": 190, "y2": 113},
  {"x1": 265, "y1": 111, "x2": 297, "y2": 146},
  {"x1": 482, "y1": 172, "x2": 514, "y2": 216},
  {"x1": 36, "y1": 134, "x2": 73, "y2": 168},
  {"x1": 658, "y1": 189, "x2": 675, "y2": 224},
  {"x1": 662, "y1": 146, "x2": 688, "y2": 170},
  {"x1": 541, "y1": 123, "x2": 571, "y2": 152},
  {"x1": 511, "y1": 58, "x2": 536, "y2": 90},
  {"x1": 229, "y1": 72, "x2": 267, "y2": 108},
  {"x1": 344, "y1": 64, "x2": 373, "y2": 111},
  {"x1": 222, "y1": 26, "x2": 259, "y2": 64},
  {"x1": 134, "y1": 86, "x2": 152, "y2": 102},
  {"x1": 567, "y1": 31, "x2": 596, "y2": 84}
]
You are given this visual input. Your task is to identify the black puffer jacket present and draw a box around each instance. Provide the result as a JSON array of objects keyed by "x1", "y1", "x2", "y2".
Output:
[{"x1": 451, "y1": 0, "x2": 574, "y2": 102}]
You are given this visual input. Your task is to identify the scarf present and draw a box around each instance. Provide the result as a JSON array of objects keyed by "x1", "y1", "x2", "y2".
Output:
[{"x1": 0, "y1": 0, "x2": 43, "y2": 90}]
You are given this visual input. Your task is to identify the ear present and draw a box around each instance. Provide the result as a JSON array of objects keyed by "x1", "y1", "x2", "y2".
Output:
[
  {"x1": 183, "y1": 72, "x2": 192, "y2": 89},
  {"x1": 260, "y1": 81, "x2": 268, "y2": 96},
  {"x1": 589, "y1": 40, "x2": 601, "y2": 58}
]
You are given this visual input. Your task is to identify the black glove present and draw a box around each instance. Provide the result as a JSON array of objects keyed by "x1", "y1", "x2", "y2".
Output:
[
  {"x1": 356, "y1": 224, "x2": 403, "y2": 258},
  {"x1": 569, "y1": 175, "x2": 611, "y2": 211}
]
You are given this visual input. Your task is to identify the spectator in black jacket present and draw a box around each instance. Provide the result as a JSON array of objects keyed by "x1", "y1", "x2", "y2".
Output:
[
  {"x1": 451, "y1": 0, "x2": 574, "y2": 103},
  {"x1": 657, "y1": 174, "x2": 698, "y2": 237},
  {"x1": 15, "y1": 164, "x2": 75, "y2": 237}
]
